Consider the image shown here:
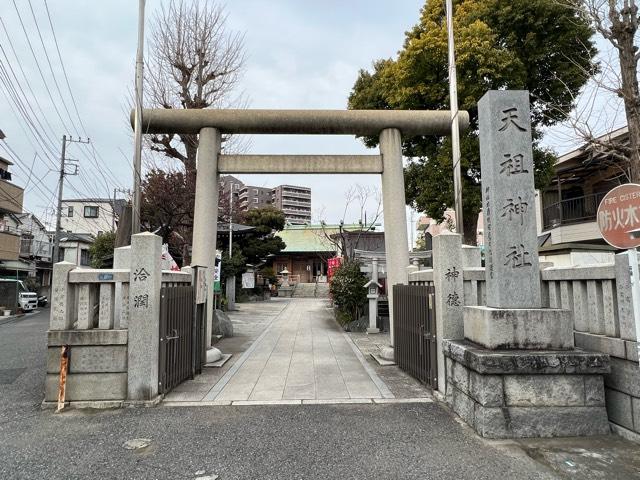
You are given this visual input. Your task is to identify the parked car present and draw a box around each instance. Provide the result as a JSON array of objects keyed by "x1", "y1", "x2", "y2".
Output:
[{"x1": 0, "y1": 279, "x2": 38, "y2": 312}]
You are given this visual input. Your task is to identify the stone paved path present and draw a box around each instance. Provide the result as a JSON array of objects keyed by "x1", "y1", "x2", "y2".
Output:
[{"x1": 165, "y1": 298, "x2": 398, "y2": 404}]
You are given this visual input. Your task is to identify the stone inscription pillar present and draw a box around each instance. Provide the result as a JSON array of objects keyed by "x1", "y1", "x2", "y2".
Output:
[
  {"x1": 192, "y1": 127, "x2": 221, "y2": 348},
  {"x1": 432, "y1": 232, "x2": 464, "y2": 394},
  {"x1": 127, "y1": 232, "x2": 162, "y2": 401},
  {"x1": 478, "y1": 90, "x2": 541, "y2": 308},
  {"x1": 379, "y1": 128, "x2": 410, "y2": 346}
]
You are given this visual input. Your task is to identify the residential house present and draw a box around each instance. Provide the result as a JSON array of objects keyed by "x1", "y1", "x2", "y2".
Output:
[
  {"x1": 58, "y1": 233, "x2": 94, "y2": 267},
  {"x1": 1, "y1": 213, "x2": 53, "y2": 296},
  {"x1": 536, "y1": 127, "x2": 627, "y2": 265},
  {"x1": 0, "y1": 155, "x2": 24, "y2": 266},
  {"x1": 60, "y1": 197, "x2": 126, "y2": 237}
]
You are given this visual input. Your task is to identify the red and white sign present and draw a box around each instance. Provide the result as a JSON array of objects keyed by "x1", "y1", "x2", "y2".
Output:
[{"x1": 597, "y1": 183, "x2": 640, "y2": 249}]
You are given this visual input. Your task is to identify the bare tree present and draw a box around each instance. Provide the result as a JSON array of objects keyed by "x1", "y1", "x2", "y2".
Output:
[
  {"x1": 557, "y1": 1, "x2": 640, "y2": 180},
  {"x1": 315, "y1": 185, "x2": 383, "y2": 262},
  {"x1": 145, "y1": 0, "x2": 246, "y2": 172}
]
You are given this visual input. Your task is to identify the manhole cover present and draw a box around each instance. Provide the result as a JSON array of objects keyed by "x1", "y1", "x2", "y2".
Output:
[
  {"x1": 0, "y1": 368, "x2": 26, "y2": 385},
  {"x1": 123, "y1": 438, "x2": 152, "y2": 450}
]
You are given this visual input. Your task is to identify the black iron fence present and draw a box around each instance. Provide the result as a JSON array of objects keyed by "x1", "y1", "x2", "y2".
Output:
[
  {"x1": 158, "y1": 284, "x2": 204, "y2": 395},
  {"x1": 393, "y1": 284, "x2": 437, "y2": 389}
]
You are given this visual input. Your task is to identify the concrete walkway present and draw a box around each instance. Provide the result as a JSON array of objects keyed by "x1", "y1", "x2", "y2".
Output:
[{"x1": 165, "y1": 298, "x2": 400, "y2": 405}]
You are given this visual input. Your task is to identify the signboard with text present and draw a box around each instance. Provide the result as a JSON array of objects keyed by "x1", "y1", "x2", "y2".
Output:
[{"x1": 597, "y1": 183, "x2": 640, "y2": 249}]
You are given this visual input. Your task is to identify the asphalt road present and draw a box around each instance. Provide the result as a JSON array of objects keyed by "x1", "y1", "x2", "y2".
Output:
[{"x1": 0, "y1": 309, "x2": 560, "y2": 480}]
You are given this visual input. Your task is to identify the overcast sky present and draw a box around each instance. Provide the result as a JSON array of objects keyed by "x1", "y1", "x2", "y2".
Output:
[{"x1": 0, "y1": 1, "x2": 623, "y2": 243}]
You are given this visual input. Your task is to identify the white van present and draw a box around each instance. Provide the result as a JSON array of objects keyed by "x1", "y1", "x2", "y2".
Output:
[{"x1": 0, "y1": 279, "x2": 38, "y2": 312}]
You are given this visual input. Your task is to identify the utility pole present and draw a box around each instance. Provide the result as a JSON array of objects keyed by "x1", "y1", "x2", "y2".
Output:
[
  {"x1": 132, "y1": 0, "x2": 146, "y2": 235},
  {"x1": 409, "y1": 209, "x2": 415, "y2": 252},
  {"x1": 446, "y1": 0, "x2": 464, "y2": 239},
  {"x1": 228, "y1": 190, "x2": 233, "y2": 257},
  {"x1": 226, "y1": 190, "x2": 235, "y2": 310},
  {"x1": 53, "y1": 135, "x2": 88, "y2": 263}
]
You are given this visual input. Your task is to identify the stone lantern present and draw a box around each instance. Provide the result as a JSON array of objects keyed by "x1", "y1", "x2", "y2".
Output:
[
  {"x1": 280, "y1": 268, "x2": 290, "y2": 287},
  {"x1": 363, "y1": 279, "x2": 382, "y2": 334}
]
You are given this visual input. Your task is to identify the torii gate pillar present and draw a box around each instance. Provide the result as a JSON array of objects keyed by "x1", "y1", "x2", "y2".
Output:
[
  {"x1": 192, "y1": 127, "x2": 221, "y2": 348},
  {"x1": 380, "y1": 128, "x2": 410, "y2": 346}
]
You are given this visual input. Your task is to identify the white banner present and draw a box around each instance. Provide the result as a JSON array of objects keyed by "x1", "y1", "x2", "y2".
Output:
[{"x1": 241, "y1": 272, "x2": 255, "y2": 289}]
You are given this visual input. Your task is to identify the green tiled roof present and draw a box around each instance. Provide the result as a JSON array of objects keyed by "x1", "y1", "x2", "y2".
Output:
[
  {"x1": 278, "y1": 224, "x2": 370, "y2": 254},
  {"x1": 278, "y1": 224, "x2": 338, "y2": 253}
]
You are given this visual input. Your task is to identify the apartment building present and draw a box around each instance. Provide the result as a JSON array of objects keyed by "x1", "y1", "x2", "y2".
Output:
[
  {"x1": 272, "y1": 185, "x2": 312, "y2": 224},
  {"x1": 219, "y1": 175, "x2": 243, "y2": 206},
  {"x1": 239, "y1": 185, "x2": 273, "y2": 211}
]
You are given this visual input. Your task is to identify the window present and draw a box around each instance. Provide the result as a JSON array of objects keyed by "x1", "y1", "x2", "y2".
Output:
[
  {"x1": 97, "y1": 231, "x2": 103, "y2": 236},
  {"x1": 67, "y1": 206, "x2": 74, "y2": 217},
  {"x1": 84, "y1": 206, "x2": 99, "y2": 218},
  {"x1": 253, "y1": 189, "x2": 258, "y2": 194},
  {"x1": 58, "y1": 247, "x2": 65, "y2": 262},
  {"x1": 253, "y1": 198, "x2": 258, "y2": 203},
  {"x1": 234, "y1": 184, "x2": 239, "y2": 190},
  {"x1": 80, "y1": 249, "x2": 90, "y2": 266}
]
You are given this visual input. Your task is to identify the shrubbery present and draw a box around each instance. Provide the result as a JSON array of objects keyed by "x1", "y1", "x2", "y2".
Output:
[{"x1": 329, "y1": 259, "x2": 367, "y2": 326}]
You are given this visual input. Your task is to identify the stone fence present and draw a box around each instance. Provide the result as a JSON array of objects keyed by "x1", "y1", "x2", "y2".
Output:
[
  {"x1": 45, "y1": 232, "x2": 193, "y2": 408},
  {"x1": 408, "y1": 235, "x2": 640, "y2": 440}
]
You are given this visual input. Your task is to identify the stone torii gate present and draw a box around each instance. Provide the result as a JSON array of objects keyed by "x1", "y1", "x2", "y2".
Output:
[{"x1": 134, "y1": 108, "x2": 469, "y2": 346}]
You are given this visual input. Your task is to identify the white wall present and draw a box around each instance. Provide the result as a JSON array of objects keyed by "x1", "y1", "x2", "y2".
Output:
[{"x1": 60, "y1": 201, "x2": 115, "y2": 236}]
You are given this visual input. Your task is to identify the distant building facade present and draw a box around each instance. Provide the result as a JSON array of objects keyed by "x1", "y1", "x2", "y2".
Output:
[
  {"x1": 272, "y1": 185, "x2": 312, "y2": 224},
  {"x1": 239, "y1": 185, "x2": 272, "y2": 211},
  {"x1": 218, "y1": 177, "x2": 312, "y2": 223},
  {"x1": 0, "y1": 156, "x2": 24, "y2": 263},
  {"x1": 219, "y1": 175, "x2": 243, "y2": 206},
  {"x1": 2, "y1": 213, "x2": 53, "y2": 296},
  {"x1": 59, "y1": 233, "x2": 94, "y2": 267},
  {"x1": 60, "y1": 198, "x2": 126, "y2": 237}
]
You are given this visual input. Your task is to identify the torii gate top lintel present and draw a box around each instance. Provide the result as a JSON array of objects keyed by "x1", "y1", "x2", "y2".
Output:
[
  {"x1": 132, "y1": 108, "x2": 470, "y2": 137},
  {"x1": 147, "y1": 107, "x2": 470, "y2": 348}
]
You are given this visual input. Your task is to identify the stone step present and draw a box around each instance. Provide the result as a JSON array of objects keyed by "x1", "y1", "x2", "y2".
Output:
[
  {"x1": 315, "y1": 283, "x2": 330, "y2": 298},
  {"x1": 292, "y1": 283, "x2": 316, "y2": 298}
]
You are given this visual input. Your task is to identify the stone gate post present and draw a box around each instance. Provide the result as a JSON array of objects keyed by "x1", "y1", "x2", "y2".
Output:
[
  {"x1": 192, "y1": 127, "x2": 221, "y2": 348},
  {"x1": 50, "y1": 261, "x2": 77, "y2": 330},
  {"x1": 432, "y1": 232, "x2": 464, "y2": 394},
  {"x1": 379, "y1": 128, "x2": 410, "y2": 346},
  {"x1": 127, "y1": 232, "x2": 162, "y2": 401}
]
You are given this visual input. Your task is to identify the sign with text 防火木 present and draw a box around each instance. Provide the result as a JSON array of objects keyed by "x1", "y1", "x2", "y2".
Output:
[{"x1": 597, "y1": 183, "x2": 640, "y2": 249}]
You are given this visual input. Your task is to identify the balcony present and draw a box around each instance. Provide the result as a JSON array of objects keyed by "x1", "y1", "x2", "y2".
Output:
[
  {"x1": 282, "y1": 198, "x2": 311, "y2": 207},
  {"x1": 542, "y1": 191, "x2": 607, "y2": 230},
  {"x1": 20, "y1": 238, "x2": 52, "y2": 260},
  {"x1": 282, "y1": 191, "x2": 311, "y2": 199}
]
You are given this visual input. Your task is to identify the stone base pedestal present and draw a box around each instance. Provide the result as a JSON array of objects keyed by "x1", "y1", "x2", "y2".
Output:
[
  {"x1": 367, "y1": 327, "x2": 380, "y2": 334},
  {"x1": 278, "y1": 286, "x2": 293, "y2": 298},
  {"x1": 464, "y1": 306, "x2": 574, "y2": 350},
  {"x1": 443, "y1": 339, "x2": 611, "y2": 438}
]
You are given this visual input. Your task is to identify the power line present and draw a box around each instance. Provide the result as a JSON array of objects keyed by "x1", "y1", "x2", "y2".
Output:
[
  {"x1": 10, "y1": 0, "x2": 72, "y2": 134},
  {"x1": 9, "y1": 2, "x2": 124, "y2": 200},
  {"x1": 42, "y1": 0, "x2": 86, "y2": 135},
  {"x1": 26, "y1": 0, "x2": 78, "y2": 137}
]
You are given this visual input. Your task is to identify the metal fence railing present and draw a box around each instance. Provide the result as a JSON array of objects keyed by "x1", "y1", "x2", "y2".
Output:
[{"x1": 393, "y1": 284, "x2": 437, "y2": 389}]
